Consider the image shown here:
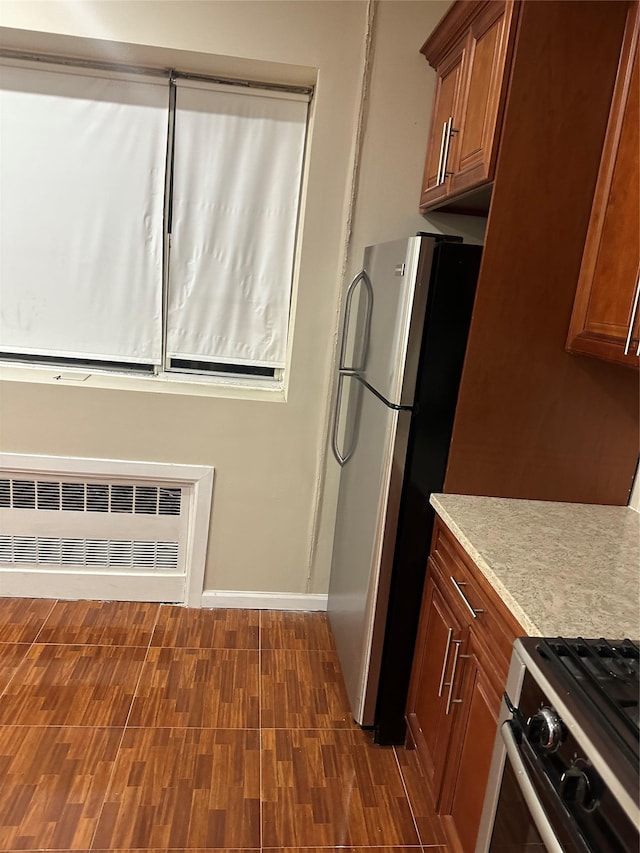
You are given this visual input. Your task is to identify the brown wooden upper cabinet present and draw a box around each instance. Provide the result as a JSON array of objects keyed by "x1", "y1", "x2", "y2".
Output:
[
  {"x1": 566, "y1": 1, "x2": 640, "y2": 369},
  {"x1": 419, "y1": 0, "x2": 518, "y2": 213}
]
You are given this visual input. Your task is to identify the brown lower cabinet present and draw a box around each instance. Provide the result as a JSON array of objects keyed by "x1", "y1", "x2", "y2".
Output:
[{"x1": 406, "y1": 518, "x2": 524, "y2": 852}]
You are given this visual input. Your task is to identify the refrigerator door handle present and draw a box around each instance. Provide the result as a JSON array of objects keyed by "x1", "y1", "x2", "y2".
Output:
[
  {"x1": 331, "y1": 370, "x2": 365, "y2": 467},
  {"x1": 332, "y1": 269, "x2": 373, "y2": 467},
  {"x1": 339, "y1": 270, "x2": 374, "y2": 372},
  {"x1": 331, "y1": 372, "x2": 355, "y2": 467}
]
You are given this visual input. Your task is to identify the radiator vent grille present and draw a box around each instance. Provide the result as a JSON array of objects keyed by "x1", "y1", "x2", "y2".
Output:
[
  {"x1": 0, "y1": 535, "x2": 179, "y2": 571},
  {"x1": 0, "y1": 455, "x2": 213, "y2": 603},
  {"x1": 0, "y1": 479, "x2": 182, "y2": 516}
]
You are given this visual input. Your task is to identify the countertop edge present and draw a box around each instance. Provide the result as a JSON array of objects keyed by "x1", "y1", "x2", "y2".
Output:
[{"x1": 430, "y1": 494, "x2": 542, "y2": 636}]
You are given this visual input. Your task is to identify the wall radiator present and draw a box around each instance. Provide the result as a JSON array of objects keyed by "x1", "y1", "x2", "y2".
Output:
[{"x1": 0, "y1": 455, "x2": 213, "y2": 604}]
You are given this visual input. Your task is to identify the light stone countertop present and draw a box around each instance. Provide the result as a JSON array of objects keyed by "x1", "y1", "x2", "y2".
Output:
[{"x1": 430, "y1": 493, "x2": 640, "y2": 639}]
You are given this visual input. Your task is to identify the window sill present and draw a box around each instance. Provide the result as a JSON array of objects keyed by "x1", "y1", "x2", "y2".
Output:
[{"x1": 0, "y1": 362, "x2": 287, "y2": 403}]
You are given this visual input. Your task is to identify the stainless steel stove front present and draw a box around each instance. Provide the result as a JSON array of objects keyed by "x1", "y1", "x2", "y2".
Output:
[{"x1": 475, "y1": 638, "x2": 640, "y2": 853}]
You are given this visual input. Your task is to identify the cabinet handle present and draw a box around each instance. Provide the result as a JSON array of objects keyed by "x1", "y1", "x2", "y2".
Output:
[
  {"x1": 436, "y1": 120, "x2": 448, "y2": 187},
  {"x1": 450, "y1": 576, "x2": 484, "y2": 619},
  {"x1": 623, "y1": 274, "x2": 640, "y2": 356},
  {"x1": 440, "y1": 116, "x2": 458, "y2": 184},
  {"x1": 437, "y1": 627, "x2": 454, "y2": 697},
  {"x1": 444, "y1": 639, "x2": 463, "y2": 714}
]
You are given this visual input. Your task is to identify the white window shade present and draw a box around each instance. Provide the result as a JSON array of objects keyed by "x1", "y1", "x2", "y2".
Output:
[
  {"x1": 0, "y1": 63, "x2": 167, "y2": 365},
  {"x1": 167, "y1": 80, "x2": 308, "y2": 369}
]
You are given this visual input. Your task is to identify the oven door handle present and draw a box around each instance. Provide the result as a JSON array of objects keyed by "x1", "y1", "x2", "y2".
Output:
[{"x1": 501, "y1": 721, "x2": 565, "y2": 853}]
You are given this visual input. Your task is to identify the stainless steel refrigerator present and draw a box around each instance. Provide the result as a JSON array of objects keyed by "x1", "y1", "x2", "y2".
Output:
[{"x1": 327, "y1": 232, "x2": 482, "y2": 744}]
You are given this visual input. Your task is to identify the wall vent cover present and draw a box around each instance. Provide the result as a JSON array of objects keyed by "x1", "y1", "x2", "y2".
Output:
[
  {"x1": 0, "y1": 457, "x2": 214, "y2": 604},
  {"x1": 0, "y1": 474, "x2": 185, "y2": 576},
  {"x1": 0, "y1": 478, "x2": 182, "y2": 516},
  {"x1": 0, "y1": 535, "x2": 179, "y2": 571}
]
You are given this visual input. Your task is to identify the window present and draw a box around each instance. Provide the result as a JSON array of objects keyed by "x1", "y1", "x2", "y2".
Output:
[{"x1": 0, "y1": 56, "x2": 310, "y2": 383}]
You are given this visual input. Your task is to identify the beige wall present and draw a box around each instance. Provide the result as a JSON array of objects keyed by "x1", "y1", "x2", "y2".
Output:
[
  {"x1": 313, "y1": 0, "x2": 486, "y2": 593},
  {"x1": 0, "y1": 0, "x2": 482, "y2": 599}
]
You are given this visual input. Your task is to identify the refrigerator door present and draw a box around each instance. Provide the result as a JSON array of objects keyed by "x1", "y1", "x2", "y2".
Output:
[
  {"x1": 327, "y1": 372, "x2": 413, "y2": 725},
  {"x1": 360, "y1": 235, "x2": 435, "y2": 407},
  {"x1": 373, "y1": 241, "x2": 483, "y2": 743}
]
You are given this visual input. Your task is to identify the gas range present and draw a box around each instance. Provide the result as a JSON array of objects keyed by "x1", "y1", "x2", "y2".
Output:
[
  {"x1": 518, "y1": 637, "x2": 639, "y2": 844},
  {"x1": 477, "y1": 636, "x2": 639, "y2": 852}
]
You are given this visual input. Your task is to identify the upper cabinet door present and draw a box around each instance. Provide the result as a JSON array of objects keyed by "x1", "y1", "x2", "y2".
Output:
[
  {"x1": 449, "y1": 1, "x2": 516, "y2": 196},
  {"x1": 419, "y1": 1, "x2": 518, "y2": 213},
  {"x1": 420, "y1": 43, "x2": 465, "y2": 209},
  {"x1": 566, "y1": 2, "x2": 640, "y2": 369}
]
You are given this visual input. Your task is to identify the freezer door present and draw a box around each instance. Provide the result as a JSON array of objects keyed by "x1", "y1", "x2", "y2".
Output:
[
  {"x1": 327, "y1": 374, "x2": 412, "y2": 725},
  {"x1": 360, "y1": 235, "x2": 435, "y2": 407}
]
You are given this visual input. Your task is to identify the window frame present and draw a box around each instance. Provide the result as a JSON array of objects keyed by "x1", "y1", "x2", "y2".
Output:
[{"x1": 0, "y1": 49, "x2": 312, "y2": 390}]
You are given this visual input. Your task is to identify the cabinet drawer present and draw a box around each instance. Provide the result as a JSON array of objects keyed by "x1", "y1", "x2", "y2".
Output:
[{"x1": 429, "y1": 518, "x2": 523, "y2": 679}]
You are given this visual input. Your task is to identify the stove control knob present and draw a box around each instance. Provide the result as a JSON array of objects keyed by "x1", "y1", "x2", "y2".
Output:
[
  {"x1": 526, "y1": 706, "x2": 563, "y2": 752},
  {"x1": 559, "y1": 767, "x2": 594, "y2": 809}
]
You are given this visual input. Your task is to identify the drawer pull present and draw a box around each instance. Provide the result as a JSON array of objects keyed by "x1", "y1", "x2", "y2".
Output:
[
  {"x1": 436, "y1": 120, "x2": 448, "y2": 186},
  {"x1": 440, "y1": 116, "x2": 458, "y2": 182},
  {"x1": 438, "y1": 627, "x2": 454, "y2": 697},
  {"x1": 450, "y1": 576, "x2": 484, "y2": 619},
  {"x1": 623, "y1": 274, "x2": 640, "y2": 356},
  {"x1": 444, "y1": 640, "x2": 462, "y2": 714}
]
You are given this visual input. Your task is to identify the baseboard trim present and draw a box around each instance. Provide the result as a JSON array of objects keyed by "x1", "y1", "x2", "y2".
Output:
[
  {"x1": 0, "y1": 568, "x2": 185, "y2": 602},
  {"x1": 201, "y1": 590, "x2": 328, "y2": 611}
]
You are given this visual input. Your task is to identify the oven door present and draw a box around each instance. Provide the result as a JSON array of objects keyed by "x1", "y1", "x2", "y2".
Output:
[{"x1": 487, "y1": 718, "x2": 590, "y2": 853}]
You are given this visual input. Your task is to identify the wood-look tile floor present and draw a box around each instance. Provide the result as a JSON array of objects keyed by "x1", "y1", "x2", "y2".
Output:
[{"x1": 0, "y1": 598, "x2": 447, "y2": 852}]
